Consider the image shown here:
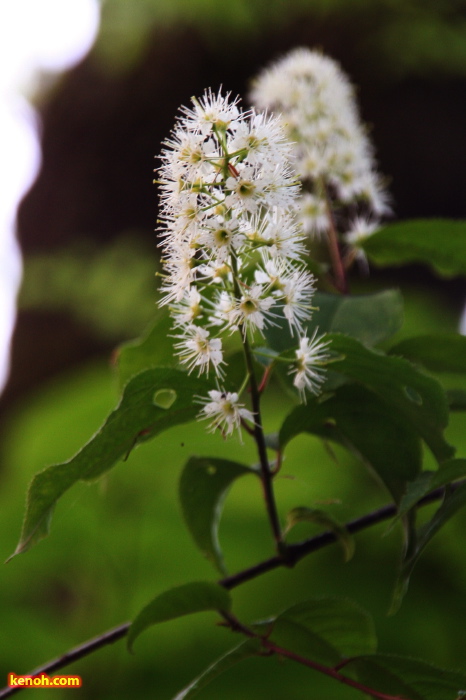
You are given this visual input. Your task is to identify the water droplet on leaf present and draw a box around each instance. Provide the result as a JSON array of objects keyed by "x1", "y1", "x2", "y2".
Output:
[
  {"x1": 153, "y1": 389, "x2": 177, "y2": 409},
  {"x1": 403, "y1": 386, "x2": 422, "y2": 405}
]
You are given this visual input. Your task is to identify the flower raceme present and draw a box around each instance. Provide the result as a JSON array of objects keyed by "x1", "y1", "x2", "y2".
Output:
[
  {"x1": 156, "y1": 89, "x2": 330, "y2": 436},
  {"x1": 250, "y1": 48, "x2": 390, "y2": 258}
]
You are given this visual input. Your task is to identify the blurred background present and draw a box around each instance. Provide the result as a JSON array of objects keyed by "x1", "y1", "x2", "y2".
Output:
[{"x1": 0, "y1": 0, "x2": 465, "y2": 698}]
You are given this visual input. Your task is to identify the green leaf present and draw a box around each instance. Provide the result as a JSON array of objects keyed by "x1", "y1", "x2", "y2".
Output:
[
  {"x1": 447, "y1": 389, "x2": 466, "y2": 411},
  {"x1": 418, "y1": 479, "x2": 466, "y2": 550},
  {"x1": 265, "y1": 289, "x2": 404, "y2": 353},
  {"x1": 116, "y1": 306, "x2": 176, "y2": 388},
  {"x1": 172, "y1": 639, "x2": 261, "y2": 700},
  {"x1": 361, "y1": 218, "x2": 466, "y2": 277},
  {"x1": 12, "y1": 368, "x2": 209, "y2": 558},
  {"x1": 349, "y1": 653, "x2": 466, "y2": 700},
  {"x1": 328, "y1": 334, "x2": 454, "y2": 463},
  {"x1": 394, "y1": 481, "x2": 466, "y2": 608},
  {"x1": 264, "y1": 432, "x2": 280, "y2": 451},
  {"x1": 279, "y1": 384, "x2": 422, "y2": 502},
  {"x1": 179, "y1": 457, "x2": 256, "y2": 575},
  {"x1": 390, "y1": 334, "x2": 466, "y2": 373},
  {"x1": 397, "y1": 459, "x2": 466, "y2": 520},
  {"x1": 285, "y1": 507, "x2": 354, "y2": 561},
  {"x1": 268, "y1": 598, "x2": 377, "y2": 666},
  {"x1": 313, "y1": 289, "x2": 404, "y2": 346},
  {"x1": 253, "y1": 346, "x2": 281, "y2": 367},
  {"x1": 127, "y1": 582, "x2": 231, "y2": 652},
  {"x1": 383, "y1": 455, "x2": 465, "y2": 608}
]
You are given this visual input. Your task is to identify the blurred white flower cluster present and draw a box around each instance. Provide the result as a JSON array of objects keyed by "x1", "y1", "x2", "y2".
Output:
[
  {"x1": 157, "y1": 89, "x2": 330, "y2": 435},
  {"x1": 250, "y1": 48, "x2": 390, "y2": 255}
]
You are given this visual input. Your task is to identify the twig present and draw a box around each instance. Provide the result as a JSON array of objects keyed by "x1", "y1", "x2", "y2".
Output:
[
  {"x1": 262, "y1": 639, "x2": 408, "y2": 700},
  {"x1": 0, "y1": 624, "x2": 129, "y2": 698},
  {"x1": 0, "y1": 482, "x2": 459, "y2": 699},
  {"x1": 322, "y1": 182, "x2": 348, "y2": 294},
  {"x1": 220, "y1": 610, "x2": 408, "y2": 700},
  {"x1": 230, "y1": 254, "x2": 283, "y2": 550},
  {"x1": 220, "y1": 483, "x2": 450, "y2": 589}
]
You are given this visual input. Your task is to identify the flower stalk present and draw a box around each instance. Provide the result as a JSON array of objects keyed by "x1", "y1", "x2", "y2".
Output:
[
  {"x1": 241, "y1": 329, "x2": 283, "y2": 550},
  {"x1": 323, "y1": 183, "x2": 348, "y2": 294},
  {"x1": 156, "y1": 87, "x2": 332, "y2": 548}
]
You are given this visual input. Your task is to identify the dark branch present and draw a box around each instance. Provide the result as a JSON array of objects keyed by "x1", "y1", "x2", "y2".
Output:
[
  {"x1": 0, "y1": 624, "x2": 129, "y2": 698},
  {"x1": 220, "y1": 482, "x2": 450, "y2": 589},
  {"x1": 0, "y1": 482, "x2": 458, "y2": 698}
]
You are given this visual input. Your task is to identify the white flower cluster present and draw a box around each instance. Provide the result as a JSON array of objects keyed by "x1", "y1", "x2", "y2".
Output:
[
  {"x1": 157, "y1": 89, "x2": 330, "y2": 436},
  {"x1": 250, "y1": 48, "x2": 390, "y2": 251}
]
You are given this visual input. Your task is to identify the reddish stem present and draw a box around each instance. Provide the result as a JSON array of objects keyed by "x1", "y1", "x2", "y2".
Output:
[
  {"x1": 228, "y1": 162, "x2": 240, "y2": 178},
  {"x1": 323, "y1": 186, "x2": 348, "y2": 294},
  {"x1": 270, "y1": 449, "x2": 283, "y2": 476},
  {"x1": 258, "y1": 364, "x2": 273, "y2": 394},
  {"x1": 262, "y1": 640, "x2": 409, "y2": 700}
]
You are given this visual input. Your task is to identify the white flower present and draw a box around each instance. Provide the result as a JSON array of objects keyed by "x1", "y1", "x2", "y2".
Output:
[
  {"x1": 197, "y1": 261, "x2": 232, "y2": 285},
  {"x1": 344, "y1": 216, "x2": 379, "y2": 246},
  {"x1": 159, "y1": 242, "x2": 198, "y2": 304},
  {"x1": 198, "y1": 217, "x2": 245, "y2": 262},
  {"x1": 174, "y1": 325, "x2": 224, "y2": 377},
  {"x1": 172, "y1": 194, "x2": 208, "y2": 235},
  {"x1": 154, "y1": 88, "x2": 322, "y2": 431},
  {"x1": 198, "y1": 390, "x2": 254, "y2": 437},
  {"x1": 229, "y1": 112, "x2": 292, "y2": 166},
  {"x1": 225, "y1": 166, "x2": 264, "y2": 213},
  {"x1": 214, "y1": 290, "x2": 239, "y2": 329},
  {"x1": 171, "y1": 288, "x2": 204, "y2": 325},
  {"x1": 254, "y1": 256, "x2": 315, "y2": 335},
  {"x1": 166, "y1": 131, "x2": 218, "y2": 177},
  {"x1": 296, "y1": 192, "x2": 329, "y2": 238},
  {"x1": 258, "y1": 211, "x2": 307, "y2": 261},
  {"x1": 250, "y1": 48, "x2": 389, "y2": 234},
  {"x1": 343, "y1": 216, "x2": 380, "y2": 270},
  {"x1": 290, "y1": 331, "x2": 331, "y2": 400},
  {"x1": 281, "y1": 267, "x2": 316, "y2": 335},
  {"x1": 235, "y1": 285, "x2": 276, "y2": 335},
  {"x1": 181, "y1": 88, "x2": 243, "y2": 136},
  {"x1": 157, "y1": 90, "x2": 305, "y2": 323}
]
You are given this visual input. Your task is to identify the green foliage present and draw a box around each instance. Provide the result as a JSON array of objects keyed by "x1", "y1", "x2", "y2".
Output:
[
  {"x1": 128, "y1": 582, "x2": 231, "y2": 652},
  {"x1": 117, "y1": 306, "x2": 176, "y2": 388},
  {"x1": 172, "y1": 639, "x2": 262, "y2": 700},
  {"x1": 265, "y1": 289, "x2": 404, "y2": 353},
  {"x1": 314, "y1": 289, "x2": 404, "y2": 346},
  {"x1": 279, "y1": 384, "x2": 422, "y2": 502},
  {"x1": 362, "y1": 220, "x2": 466, "y2": 277},
  {"x1": 284, "y1": 507, "x2": 354, "y2": 561},
  {"x1": 327, "y1": 334, "x2": 453, "y2": 463},
  {"x1": 96, "y1": 0, "x2": 466, "y2": 80},
  {"x1": 447, "y1": 389, "x2": 466, "y2": 411},
  {"x1": 349, "y1": 654, "x2": 466, "y2": 700},
  {"x1": 390, "y1": 334, "x2": 466, "y2": 373},
  {"x1": 173, "y1": 598, "x2": 377, "y2": 699},
  {"x1": 12, "y1": 368, "x2": 209, "y2": 557},
  {"x1": 179, "y1": 457, "x2": 256, "y2": 574},
  {"x1": 397, "y1": 459, "x2": 466, "y2": 519},
  {"x1": 19, "y1": 237, "x2": 158, "y2": 340},
  {"x1": 264, "y1": 598, "x2": 377, "y2": 663},
  {"x1": 12, "y1": 233, "x2": 466, "y2": 699},
  {"x1": 394, "y1": 480, "x2": 466, "y2": 610}
]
